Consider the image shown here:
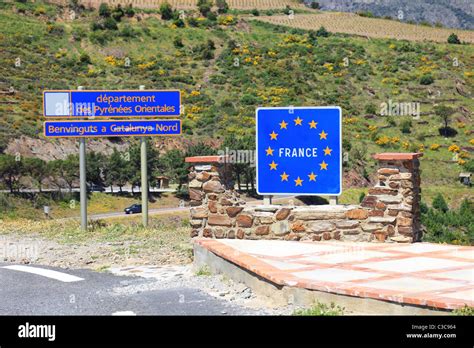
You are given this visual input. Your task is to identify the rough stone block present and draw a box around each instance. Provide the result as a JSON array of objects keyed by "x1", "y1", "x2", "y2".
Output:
[
  {"x1": 397, "y1": 216, "x2": 413, "y2": 227},
  {"x1": 208, "y1": 214, "x2": 232, "y2": 227},
  {"x1": 190, "y1": 207, "x2": 208, "y2": 219},
  {"x1": 378, "y1": 168, "x2": 399, "y2": 175},
  {"x1": 275, "y1": 208, "x2": 291, "y2": 220},
  {"x1": 236, "y1": 214, "x2": 254, "y2": 228},
  {"x1": 189, "y1": 179, "x2": 202, "y2": 189},
  {"x1": 377, "y1": 195, "x2": 403, "y2": 204},
  {"x1": 203, "y1": 180, "x2": 224, "y2": 193},
  {"x1": 189, "y1": 188, "x2": 204, "y2": 201},
  {"x1": 190, "y1": 219, "x2": 203, "y2": 228},
  {"x1": 196, "y1": 171, "x2": 213, "y2": 182},
  {"x1": 345, "y1": 209, "x2": 369, "y2": 220},
  {"x1": 271, "y1": 220, "x2": 290, "y2": 236},
  {"x1": 335, "y1": 220, "x2": 360, "y2": 229},
  {"x1": 368, "y1": 216, "x2": 397, "y2": 224},
  {"x1": 306, "y1": 221, "x2": 336, "y2": 233},
  {"x1": 291, "y1": 221, "x2": 306, "y2": 232},
  {"x1": 255, "y1": 225, "x2": 270, "y2": 236},
  {"x1": 226, "y1": 206, "x2": 244, "y2": 217},
  {"x1": 342, "y1": 229, "x2": 361, "y2": 235},
  {"x1": 361, "y1": 223, "x2": 383, "y2": 232}
]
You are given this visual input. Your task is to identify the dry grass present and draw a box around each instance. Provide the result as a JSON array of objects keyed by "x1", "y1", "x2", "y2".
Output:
[
  {"x1": 71, "y1": 0, "x2": 303, "y2": 10},
  {"x1": 253, "y1": 12, "x2": 474, "y2": 43}
]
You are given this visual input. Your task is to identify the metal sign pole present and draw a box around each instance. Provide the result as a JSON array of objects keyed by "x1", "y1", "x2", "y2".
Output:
[
  {"x1": 139, "y1": 85, "x2": 148, "y2": 227},
  {"x1": 78, "y1": 86, "x2": 87, "y2": 231}
]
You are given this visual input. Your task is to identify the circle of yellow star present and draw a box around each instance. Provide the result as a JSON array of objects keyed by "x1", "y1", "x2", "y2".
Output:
[
  {"x1": 269, "y1": 161, "x2": 278, "y2": 170},
  {"x1": 309, "y1": 120, "x2": 318, "y2": 129},
  {"x1": 319, "y1": 161, "x2": 328, "y2": 170},
  {"x1": 323, "y1": 146, "x2": 332, "y2": 156},
  {"x1": 294, "y1": 177, "x2": 303, "y2": 186},
  {"x1": 294, "y1": 117, "x2": 303, "y2": 126},
  {"x1": 265, "y1": 146, "x2": 274, "y2": 156},
  {"x1": 269, "y1": 131, "x2": 278, "y2": 140},
  {"x1": 319, "y1": 130, "x2": 328, "y2": 140},
  {"x1": 279, "y1": 120, "x2": 288, "y2": 129},
  {"x1": 280, "y1": 172, "x2": 289, "y2": 181},
  {"x1": 308, "y1": 172, "x2": 317, "y2": 181}
]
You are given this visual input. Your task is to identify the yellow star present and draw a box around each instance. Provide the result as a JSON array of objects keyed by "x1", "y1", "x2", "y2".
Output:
[
  {"x1": 279, "y1": 120, "x2": 288, "y2": 129},
  {"x1": 294, "y1": 117, "x2": 303, "y2": 126},
  {"x1": 280, "y1": 172, "x2": 289, "y2": 181},
  {"x1": 308, "y1": 172, "x2": 317, "y2": 181},
  {"x1": 269, "y1": 161, "x2": 278, "y2": 170},
  {"x1": 323, "y1": 146, "x2": 332, "y2": 156},
  {"x1": 319, "y1": 130, "x2": 328, "y2": 140},
  {"x1": 269, "y1": 131, "x2": 278, "y2": 140},
  {"x1": 265, "y1": 146, "x2": 274, "y2": 156},
  {"x1": 294, "y1": 176, "x2": 303, "y2": 186},
  {"x1": 319, "y1": 161, "x2": 328, "y2": 170},
  {"x1": 309, "y1": 120, "x2": 318, "y2": 129}
]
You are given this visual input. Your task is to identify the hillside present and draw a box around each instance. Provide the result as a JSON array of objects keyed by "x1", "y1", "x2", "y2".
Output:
[
  {"x1": 308, "y1": 0, "x2": 474, "y2": 30},
  {"x1": 0, "y1": 0, "x2": 473, "y2": 188}
]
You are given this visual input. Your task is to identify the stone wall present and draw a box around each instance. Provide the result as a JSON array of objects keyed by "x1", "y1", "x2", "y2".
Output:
[{"x1": 187, "y1": 153, "x2": 423, "y2": 243}]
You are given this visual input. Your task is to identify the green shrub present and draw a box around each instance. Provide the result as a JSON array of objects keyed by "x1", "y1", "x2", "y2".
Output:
[
  {"x1": 447, "y1": 33, "x2": 461, "y2": 44},
  {"x1": 103, "y1": 17, "x2": 118, "y2": 30},
  {"x1": 251, "y1": 9, "x2": 260, "y2": 16},
  {"x1": 400, "y1": 119, "x2": 412, "y2": 134},
  {"x1": 359, "y1": 192, "x2": 366, "y2": 203},
  {"x1": 99, "y1": 3, "x2": 111, "y2": 17},
  {"x1": 432, "y1": 193, "x2": 448, "y2": 213},
  {"x1": 316, "y1": 26, "x2": 329, "y2": 37},
  {"x1": 160, "y1": 2, "x2": 174, "y2": 20},
  {"x1": 420, "y1": 74, "x2": 434, "y2": 85}
]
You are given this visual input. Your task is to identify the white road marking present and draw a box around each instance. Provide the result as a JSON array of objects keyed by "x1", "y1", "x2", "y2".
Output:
[
  {"x1": 2, "y1": 265, "x2": 84, "y2": 283},
  {"x1": 112, "y1": 311, "x2": 136, "y2": 316}
]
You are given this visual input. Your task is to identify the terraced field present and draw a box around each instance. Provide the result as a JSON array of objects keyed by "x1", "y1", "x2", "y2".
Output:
[
  {"x1": 52, "y1": 0, "x2": 304, "y2": 10},
  {"x1": 254, "y1": 12, "x2": 474, "y2": 43}
]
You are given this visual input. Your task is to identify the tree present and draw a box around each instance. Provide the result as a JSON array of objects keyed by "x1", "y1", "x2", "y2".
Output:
[
  {"x1": 316, "y1": 26, "x2": 329, "y2": 37},
  {"x1": 86, "y1": 152, "x2": 106, "y2": 188},
  {"x1": 48, "y1": 155, "x2": 78, "y2": 193},
  {"x1": 0, "y1": 154, "x2": 22, "y2": 193},
  {"x1": 160, "y1": 2, "x2": 174, "y2": 20},
  {"x1": 432, "y1": 193, "x2": 448, "y2": 213},
  {"x1": 23, "y1": 157, "x2": 48, "y2": 192},
  {"x1": 197, "y1": 0, "x2": 213, "y2": 16},
  {"x1": 98, "y1": 3, "x2": 111, "y2": 17},
  {"x1": 216, "y1": 0, "x2": 229, "y2": 14},
  {"x1": 127, "y1": 142, "x2": 161, "y2": 193},
  {"x1": 434, "y1": 105, "x2": 455, "y2": 137},
  {"x1": 104, "y1": 149, "x2": 129, "y2": 192},
  {"x1": 310, "y1": 2, "x2": 320, "y2": 9},
  {"x1": 447, "y1": 33, "x2": 461, "y2": 44},
  {"x1": 160, "y1": 149, "x2": 188, "y2": 190}
]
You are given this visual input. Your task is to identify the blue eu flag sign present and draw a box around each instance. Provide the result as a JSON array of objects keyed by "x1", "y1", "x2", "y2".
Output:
[{"x1": 256, "y1": 107, "x2": 342, "y2": 195}]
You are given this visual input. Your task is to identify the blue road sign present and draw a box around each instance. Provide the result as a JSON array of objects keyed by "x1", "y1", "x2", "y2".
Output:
[
  {"x1": 43, "y1": 90, "x2": 180, "y2": 117},
  {"x1": 256, "y1": 107, "x2": 342, "y2": 196},
  {"x1": 44, "y1": 119, "x2": 181, "y2": 138}
]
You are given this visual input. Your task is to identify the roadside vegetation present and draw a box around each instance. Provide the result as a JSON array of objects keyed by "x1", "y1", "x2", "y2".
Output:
[{"x1": 293, "y1": 302, "x2": 345, "y2": 316}]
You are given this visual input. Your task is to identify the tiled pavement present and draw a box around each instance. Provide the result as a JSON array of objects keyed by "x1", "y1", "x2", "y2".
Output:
[{"x1": 195, "y1": 239, "x2": 474, "y2": 310}]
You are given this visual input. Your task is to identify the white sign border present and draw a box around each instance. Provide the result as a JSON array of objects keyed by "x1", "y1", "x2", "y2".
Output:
[{"x1": 255, "y1": 106, "x2": 343, "y2": 196}]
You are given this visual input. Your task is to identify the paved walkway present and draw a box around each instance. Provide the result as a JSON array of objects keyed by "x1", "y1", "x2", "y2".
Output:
[{"x1": 195, "y1": 239, "x2": 474, "y2": 310}]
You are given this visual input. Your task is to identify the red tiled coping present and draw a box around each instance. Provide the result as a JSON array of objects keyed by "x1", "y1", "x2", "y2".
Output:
[
  {"x1": 373, "y1": 152, "x2": 423, "y2": 161},
  {"x1": 185, "y1": 155, "x2": 229, "y2": 163}
]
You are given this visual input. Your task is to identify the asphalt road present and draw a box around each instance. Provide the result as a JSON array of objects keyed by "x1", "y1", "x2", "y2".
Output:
[{"x1": 0, "y1": 263, "x2": 256, "y2": 315}]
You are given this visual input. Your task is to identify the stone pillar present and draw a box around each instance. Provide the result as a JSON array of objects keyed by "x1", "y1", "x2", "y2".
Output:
[
  {"x1": 185, "y1": 155, "x2": 244, "y2": 238},
  {"x1": 361, "y1": 153, "x2": 423, "y2": 243}
]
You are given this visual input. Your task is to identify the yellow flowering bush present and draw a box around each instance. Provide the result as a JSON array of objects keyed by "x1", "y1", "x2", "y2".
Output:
[
  {"x1": 448, "y1": 144, "x2": 460, "y2": 153},
  {"x1": 368, "y1": 125, "x2": 377, "y2": 132},
  {"x1": 430, "y1": 144, "x2": 441, "y2": 150},
  {"x1": 190, "y1": 90, "x2": 201, "y2": 97},
  {"x1": 218, "y1": 15, "x2": 236, "y2": 26},
  {"x1": 469, "y1": 139, "x2": 474, "y2": 145}
]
